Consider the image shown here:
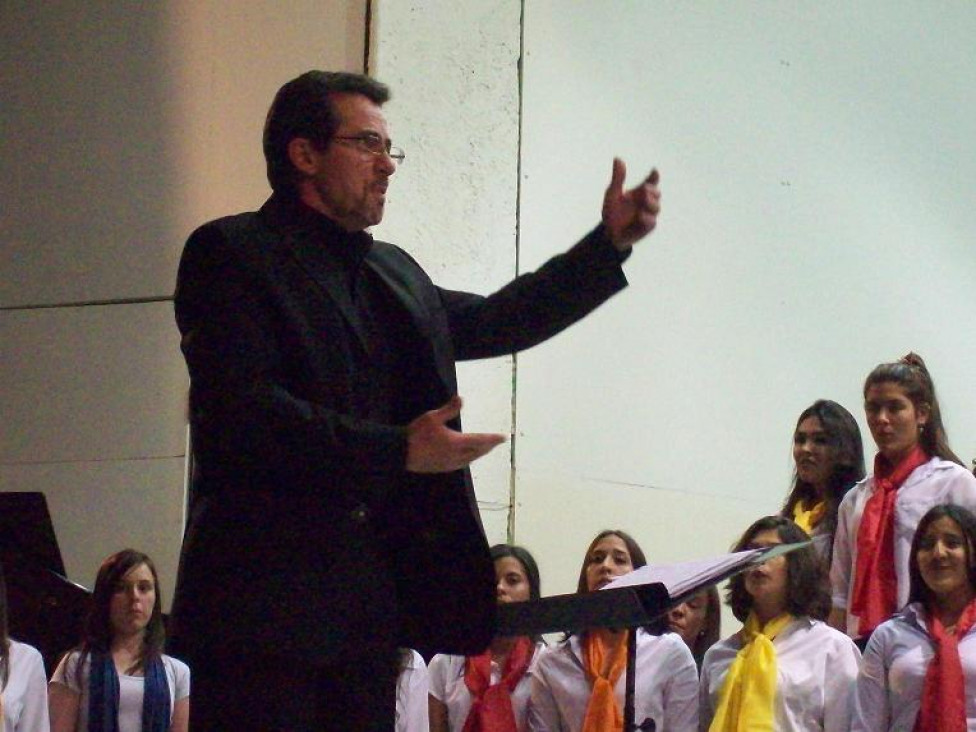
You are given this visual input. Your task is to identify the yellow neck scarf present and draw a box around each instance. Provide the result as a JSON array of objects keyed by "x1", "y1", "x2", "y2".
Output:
[
  {"x1": 792, "y1": 500, "x2": 825, "y2": 535},
  {"x1": 709, "y1": 612, "x2": 793, "y2": 732},
  {"x1": 581, "y1": 628, "x2": 629, "y2": 732}
]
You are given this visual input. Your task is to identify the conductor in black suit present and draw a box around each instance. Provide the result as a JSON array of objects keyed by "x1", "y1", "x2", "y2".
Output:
[{"x1": 170, "y1": 70, "x2": 662, "y2": 730}]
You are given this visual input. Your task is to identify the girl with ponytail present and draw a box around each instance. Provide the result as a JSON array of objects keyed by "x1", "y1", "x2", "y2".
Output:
[{"x1": 829, "y1": 354, "x2": 976, "y2": 642}]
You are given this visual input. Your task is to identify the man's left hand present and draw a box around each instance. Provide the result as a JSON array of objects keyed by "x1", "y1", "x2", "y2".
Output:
[{"x1": 601, "y1": 158, "x2": 661, "y2": 251}]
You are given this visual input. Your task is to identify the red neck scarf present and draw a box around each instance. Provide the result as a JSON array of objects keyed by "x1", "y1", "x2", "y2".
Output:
[
  {"x1": 915, "y1": 599, "x2": 976, "y2": 732},
  {"x1": 462, "y1": 636, "x2": 534, "y2": 732},
  {"x1": 851, "y1": 446, "x2": 929, "y2": 636}
]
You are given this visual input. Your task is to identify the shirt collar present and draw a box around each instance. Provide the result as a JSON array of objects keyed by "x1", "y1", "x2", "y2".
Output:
[{"x1": 261, "y1": 192, "x2": 374, "y2": 266}]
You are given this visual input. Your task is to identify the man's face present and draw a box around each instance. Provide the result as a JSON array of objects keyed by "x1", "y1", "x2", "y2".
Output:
[{"x1": 294, "y1": 93, "x2": 396, "y2": 231}]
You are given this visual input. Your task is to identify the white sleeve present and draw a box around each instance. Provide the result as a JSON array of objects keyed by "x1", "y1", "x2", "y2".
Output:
[
  {"x1": 526, "y1": 654, "x2": 562, "y2": 732},
  {"x1": 171, "y1": 657, "x2": 191, "y2": 701},
  {"x1": 851, "y1": 627, "x2": 892, "y2": 732},
  {"x1": 830, "y1": 490, "x2": 856, "y2": 610},
  {"x1": 660, "y1": 638, "x2": 699, "y2": 732},
  {"x1": 49, "y1": 651, "x2": 82, "y2": 693},
  {"x1": 946, "y1": 467, "x2": 976, "y2": 509},
  {"x1": 397, "y1": 652, "x2": 429, "y2": 732},
  {"x1": 16, "y1": 646, "x2": 51, "y2": 732},
  {"x1": 822, "y1": 635, "x2": 861, "y2": 732},
  {"x1": 426, "y1": 654, "x2": 450, "y2": 703}
]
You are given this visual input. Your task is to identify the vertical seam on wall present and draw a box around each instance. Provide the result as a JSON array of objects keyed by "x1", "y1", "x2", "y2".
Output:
[
  {"x1": 508, "y1": 0, "x2": 527, "y2": 544},
  {"x1": 363, "y1": 0, "x2": 373, "y2": 73}
]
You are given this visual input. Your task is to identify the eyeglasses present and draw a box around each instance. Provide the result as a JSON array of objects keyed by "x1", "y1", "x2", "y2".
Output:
[{"x1": 333, "y1": 132, "x2": 405, "y2": 163}]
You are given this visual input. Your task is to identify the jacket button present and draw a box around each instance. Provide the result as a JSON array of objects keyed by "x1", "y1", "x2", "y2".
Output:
[{"x1": 351, "y1": 505, "x2": 369, "y2": 523}]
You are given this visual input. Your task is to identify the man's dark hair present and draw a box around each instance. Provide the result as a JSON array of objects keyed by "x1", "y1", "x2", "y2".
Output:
[
  {"x1": 726, "y1": 515, "x2": 831, "y2": 622},
  {"x1": 263, "y1": 70, "x2": 391, "y2": 192}
]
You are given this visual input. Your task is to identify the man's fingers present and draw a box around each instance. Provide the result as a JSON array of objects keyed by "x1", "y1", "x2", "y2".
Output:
[
  {"x1": 607, "y1": 157, "x2": 626, "y2": 195},
  {"x1": 455, "y1": 432, "x2": 507, "y2": 462},
  {"x1": 646, "y1": 168, "x2": 660, "y2": 186},
  {"x1": 429, "y1": 394, "x2": 463, "y2": 424}
]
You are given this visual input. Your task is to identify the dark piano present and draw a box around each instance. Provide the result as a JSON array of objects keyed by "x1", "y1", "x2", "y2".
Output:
[{"x1": 1, "y1": 492, "x2": 92, "y2": 674}]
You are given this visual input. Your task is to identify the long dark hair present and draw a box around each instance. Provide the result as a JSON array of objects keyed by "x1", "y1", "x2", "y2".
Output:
[
  {"x1": 679, "y1": 585, "x2": 721, "y2": 668},
  {"x1": 0, "y1": 561, "x2": 9, "y2": 691},
  {"x1": 491, "y1": 544, "x2": 541, "y2": 601},
  {"x1": 70, "y1": 550, "x2": 165, "y2": 687},
  {"x1": 908, "y1": 504, "x2": 976, "y2": 608},
  {"x1": 864, "y1": 352, "x2": 963, "y2": 465},
  {"x1": 781, "y1": 400, "x2": 865, "y2": 554},
  {"x1": 726, "y1": 516, "x2": 831, "y2": 623}
]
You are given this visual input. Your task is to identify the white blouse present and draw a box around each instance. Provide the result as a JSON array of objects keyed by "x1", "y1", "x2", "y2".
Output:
[
  {"x1": 830, "y1": 458, "x2": 976, "y2": 636},
  {"x1": 428, "y1": 641, "x2": 545, "y2": 732},
  {"x1": 2, "y1": 640, "x2": 49, "y2": 732},
  {"x1": 50, "y1": 651, "x2": 189, "y2": 732},
  {"x1": 396, "y1": 649, "x2": 429, "y2": 732},
  {"x1": 699, "y1": 617, "x2": 860, "y2": 732},
  {"x1": 852, "y1": 603, "x2": 976, "y2": 731},
  {"x1": 528, "y1": 630, "x2": 697, "y2": 731}
]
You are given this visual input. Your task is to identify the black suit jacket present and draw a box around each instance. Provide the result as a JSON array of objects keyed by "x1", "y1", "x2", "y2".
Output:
[{"x1": 169, "y1": 194, "x2": 628, "y2": 662}]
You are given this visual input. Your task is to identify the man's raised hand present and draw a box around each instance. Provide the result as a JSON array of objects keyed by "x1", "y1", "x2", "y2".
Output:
[
  {"x1": 406, "y1": 395, "x2": 507, "y2": 473},
  {"x1": 602, "y1": 158, "x2": 661, "y2": 251}
]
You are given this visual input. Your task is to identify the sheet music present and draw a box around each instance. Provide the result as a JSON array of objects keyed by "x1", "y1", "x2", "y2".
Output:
[{"x1": 603, "y1": 548, "x2": 764, "y2": 596}]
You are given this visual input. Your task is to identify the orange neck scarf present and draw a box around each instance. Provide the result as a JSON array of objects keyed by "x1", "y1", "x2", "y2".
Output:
[{"x1": 581, "y1": 629, "x2": 629, "y2": 732}]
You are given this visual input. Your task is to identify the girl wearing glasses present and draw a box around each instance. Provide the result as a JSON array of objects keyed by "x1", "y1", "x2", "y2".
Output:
[{"x1": 700, "y1": 516, "x2": 860, "y2": 731}]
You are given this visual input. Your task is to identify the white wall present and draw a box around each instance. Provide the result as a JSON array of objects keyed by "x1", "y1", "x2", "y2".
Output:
[
  {"x1": 1, "y1": 1, "x2": 367, "y2": 605},
  {"x1": 515, "y1": 1, "x2": 976, "y2": 601},
  {"x1": 5, "y1": 1, "x2": 974, "y2": 627},
  {"x1": 371, "y1": 0, "x2": 523, "y2": 543}
]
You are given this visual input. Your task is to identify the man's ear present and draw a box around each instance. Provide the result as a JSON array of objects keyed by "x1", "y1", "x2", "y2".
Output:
[{"x1": 287, "y1": 137, "x2": 320, "y2": 176}]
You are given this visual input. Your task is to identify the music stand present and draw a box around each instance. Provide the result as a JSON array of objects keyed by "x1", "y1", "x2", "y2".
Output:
[{"x1": 495, "y1": 542, "x2": 808, "y2": 731}]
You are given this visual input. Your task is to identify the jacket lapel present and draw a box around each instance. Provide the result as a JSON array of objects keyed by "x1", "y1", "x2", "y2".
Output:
[
  {"x1": 366, "y1": 246, "x2": 457, "y2": 392},
  {"x1": 286, "y1": 228, "x2": 372, "y2": 355}
]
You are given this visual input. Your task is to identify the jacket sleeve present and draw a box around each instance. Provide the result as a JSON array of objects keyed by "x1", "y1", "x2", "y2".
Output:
[
  {"x1": 175, "y1": 221, "x2": 408, "y2": 496},
  {"x1": 440, "y1": 224, "x2": 628, "y2": 361}
]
